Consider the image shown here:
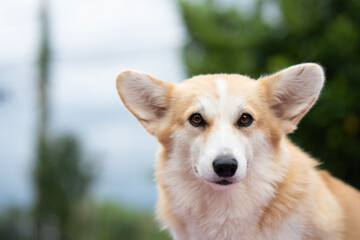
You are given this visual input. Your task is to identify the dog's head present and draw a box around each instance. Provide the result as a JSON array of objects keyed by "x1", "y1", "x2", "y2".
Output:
[{"x1": 116, "y1": 64, "x2": 324, "y2": 190}]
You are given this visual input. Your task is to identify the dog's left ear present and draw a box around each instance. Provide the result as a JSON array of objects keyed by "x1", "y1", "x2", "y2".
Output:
[
  {"x1": 116, "y1": 70, "x2": 174, "y2": 135},
  {"x1": 259, "y1": 63, "x2": 325, "y2": 133}
]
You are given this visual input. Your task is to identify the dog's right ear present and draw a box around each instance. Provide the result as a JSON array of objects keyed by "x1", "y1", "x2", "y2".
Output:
[{"x1": 116, "y1": 71, "x2": 174, "y2": 135}]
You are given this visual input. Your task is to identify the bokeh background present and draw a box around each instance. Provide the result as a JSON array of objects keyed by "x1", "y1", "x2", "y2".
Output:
[{"x1": 0, "y1": 0, "x2": 359, "y2": 239}]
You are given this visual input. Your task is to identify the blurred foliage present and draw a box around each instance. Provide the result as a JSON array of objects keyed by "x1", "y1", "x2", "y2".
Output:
[
  {"x1": 33, "y1": 135, "x2": 94, "y2": 240},
  {"x1": 0, "y1": 207, "x2": 34, "y2": 240},
  {"x1": 179, "y1": 0, "x2": 360, "y2": 188},
  {"x1": 88, "y1": 202, "x2": 170, "y2": 240},
  {"x1": 0, "y1": 203, "x2": 170, "y2": 240},
  {"x1": 0, "y1": 134, "x2": 167, "y2": 240}
]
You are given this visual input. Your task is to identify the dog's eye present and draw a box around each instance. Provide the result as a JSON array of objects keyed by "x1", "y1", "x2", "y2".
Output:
[
  {"x1": 189, "y1": 113, "x2": 206, "y2": 127},
  {"x1": 237, "y1": 113, "x2": 253, "y2": 127}
]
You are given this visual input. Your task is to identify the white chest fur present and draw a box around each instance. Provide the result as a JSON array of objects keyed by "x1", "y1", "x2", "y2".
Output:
[
  {"x1": 171, "y1": 206, "x2": 305, "y2": 240},
  {"x1": 163, "y1": 171, "x2": 296, "y2": 240}
]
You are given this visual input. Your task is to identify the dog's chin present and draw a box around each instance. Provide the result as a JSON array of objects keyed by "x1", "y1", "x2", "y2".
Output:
[{"x1": 205, "y1": 179, "x2": 239, "y2": 191}]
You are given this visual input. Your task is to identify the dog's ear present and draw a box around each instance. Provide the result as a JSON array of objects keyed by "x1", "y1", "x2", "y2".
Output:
[
  {"x1": 116, "y1": 70, "x2": 174, "y2": 135},
  {"x1": 259, "y1": 63, "x2": 325, "y2": 133}
]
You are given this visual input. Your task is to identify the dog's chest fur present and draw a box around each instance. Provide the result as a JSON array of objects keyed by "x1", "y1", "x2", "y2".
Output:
[
  {"x1": 158, "y1": 153, "x2": 308, "y2": 240},
  {"x1": 163, "y1": 178, "x2": 306, "y2": 240},
  {"x1": 182, "y1": 213, "x2": 305, "y2": 240}
]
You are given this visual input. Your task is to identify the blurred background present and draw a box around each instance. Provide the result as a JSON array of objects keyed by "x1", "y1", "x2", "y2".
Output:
[{"x1": 0, "y1": 0, "x2": 359, "y2": 239}]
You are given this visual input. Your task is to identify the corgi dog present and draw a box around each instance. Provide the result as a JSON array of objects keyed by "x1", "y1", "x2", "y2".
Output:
[{"x1": 116, "y1": 63, "x2": 360, "y2": 240}]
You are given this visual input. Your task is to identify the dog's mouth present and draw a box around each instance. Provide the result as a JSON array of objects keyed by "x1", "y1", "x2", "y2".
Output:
[{"x1": 214, "y1": 180, "x2": 232, "y2": 185}]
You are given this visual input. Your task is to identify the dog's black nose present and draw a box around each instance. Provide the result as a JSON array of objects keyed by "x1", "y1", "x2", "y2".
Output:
[{"x1": 213, "y1": 156, "x2": 238, "y2": 178}]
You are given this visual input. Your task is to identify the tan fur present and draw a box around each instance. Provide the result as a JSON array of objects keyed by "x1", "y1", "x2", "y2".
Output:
[
  {"x1": 116, "y1": 64, "x2": 360, "y2": 240},
  {"x1": 319, "y1": 170, "x2": 360, "y2": 239}
]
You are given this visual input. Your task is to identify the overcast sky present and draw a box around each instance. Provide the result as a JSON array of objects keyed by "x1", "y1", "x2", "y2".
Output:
[{"x1": 0, "y1": 0, "x2": 186, "y2": 209}]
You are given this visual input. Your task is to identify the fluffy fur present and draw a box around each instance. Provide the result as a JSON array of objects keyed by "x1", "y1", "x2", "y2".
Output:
[{"x1": 116, "y1": 63, "x2": 360, "y2": 240}]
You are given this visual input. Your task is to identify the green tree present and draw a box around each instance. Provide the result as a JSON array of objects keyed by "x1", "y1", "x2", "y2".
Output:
[
  {"x1": 33, "y1": 0, "x2": 93, "y2": 239},
  {"x1": 179, "y1": 0, "x2": 360, "y2": 188},
  {"x1": 34, "y1": 136, "x2": 93, "y2": 240}
]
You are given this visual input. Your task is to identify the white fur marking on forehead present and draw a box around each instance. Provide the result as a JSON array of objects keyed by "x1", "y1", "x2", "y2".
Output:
[{"x1": 215, "y1": 78, "x2": 228, "y2": 97}]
